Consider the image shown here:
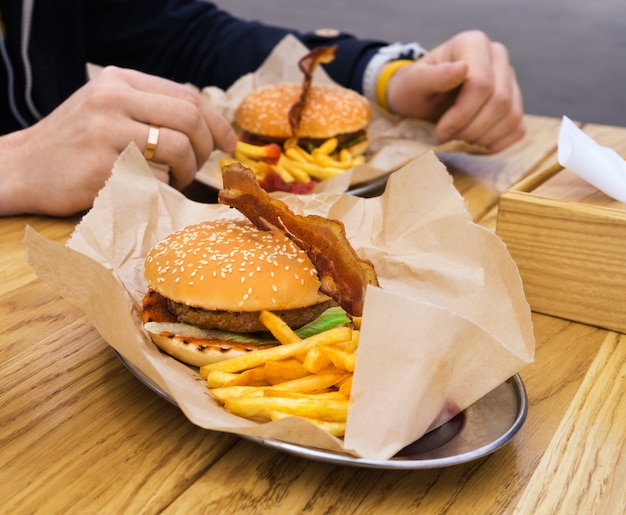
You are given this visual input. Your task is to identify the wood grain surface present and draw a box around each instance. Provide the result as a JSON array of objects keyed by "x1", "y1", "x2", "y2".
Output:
[{"x1": 2, "y1": 115, "x2": 624, "y2": 514}]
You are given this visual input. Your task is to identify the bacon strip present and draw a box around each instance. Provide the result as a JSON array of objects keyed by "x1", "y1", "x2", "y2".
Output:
[
  {"x1": 288, "y1": 46, "x2": 338, "y2": 137},
  {"x1": 219, "y1": 162, "x2": 378, "y2": 317}
]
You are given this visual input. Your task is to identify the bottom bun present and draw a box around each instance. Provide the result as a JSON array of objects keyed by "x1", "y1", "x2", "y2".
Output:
[
  {"x1": 147, "y1": 330, "x2": 278, "y2": 367},
  {"x1": 345, "y1": 138, "x2": 368, "y2": 157}
]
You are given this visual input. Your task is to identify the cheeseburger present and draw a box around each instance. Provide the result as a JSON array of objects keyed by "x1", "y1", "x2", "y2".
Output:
[
  {"x1": 142, "y1": 218, "x2": 348, "y2": 366},
  {"x1": 235, "y1": 83, "x2": 370, "y2": 157}
]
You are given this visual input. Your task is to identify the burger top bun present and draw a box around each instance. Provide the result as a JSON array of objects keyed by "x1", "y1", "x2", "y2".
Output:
[
  {"x1": 235, "y1": 83, "x2": 370, "y2": 140},
  {"x1": 144, "y1": 219, "x2": 331, "y2": 312}
]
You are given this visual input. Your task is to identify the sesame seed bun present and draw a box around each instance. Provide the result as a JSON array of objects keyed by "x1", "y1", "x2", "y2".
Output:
[
  {"x1": 141, "y1": 218, "x2": 338, "y2": 365},
  {"x1": 235, "y1": 83, "x2": 370, "y2": 140},
  {"x1": 144, "y1": 219, "x2": 331, "y2": 312}
]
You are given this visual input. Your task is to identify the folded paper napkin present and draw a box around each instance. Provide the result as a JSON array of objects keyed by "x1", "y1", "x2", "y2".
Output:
[{"x1": 558, "y1": 116, "x2": 626, "y2": 202}]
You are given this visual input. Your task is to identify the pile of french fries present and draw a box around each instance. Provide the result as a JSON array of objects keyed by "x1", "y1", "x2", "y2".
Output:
[
  {"x1": 220, "y1": 137, "x2": 365, "y2": 184},
  {"x1": 200, "y1": 310, "x2": 360, "y2": 437}
]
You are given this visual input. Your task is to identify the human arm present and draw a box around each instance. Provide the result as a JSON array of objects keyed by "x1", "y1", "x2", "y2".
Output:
[
  {"x1": 0, "y1": 66, "x2": 236, "y2": 217},
  {"x1": 83, "y1": 0, "x2": 384, "y2": 93},
  {"x1": 383, "y1": 30, "x2": 525, "y2": 153}
]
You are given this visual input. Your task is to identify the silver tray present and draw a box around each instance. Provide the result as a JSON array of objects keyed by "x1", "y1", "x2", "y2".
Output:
[{"x1": 117, "y1": 352, "x2": 527, "y2": 469}]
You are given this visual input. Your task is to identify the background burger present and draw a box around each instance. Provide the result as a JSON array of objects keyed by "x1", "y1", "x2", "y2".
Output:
[
  {"x1": 141, "y1": 218, "x2": 350, "y2": 366},
  {"x1": 235, "y1": 83, "x2": 370, "y2": 157}
]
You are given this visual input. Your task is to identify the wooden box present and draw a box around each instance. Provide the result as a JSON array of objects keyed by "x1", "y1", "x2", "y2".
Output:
[{"x1": 496, "y1": 162, "x2": 626, "y2": 333}]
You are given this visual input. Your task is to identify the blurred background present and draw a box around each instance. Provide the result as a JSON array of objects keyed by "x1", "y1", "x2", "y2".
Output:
[{"x1": 219, "y1": 0, "x2": 626, "y2": 126}]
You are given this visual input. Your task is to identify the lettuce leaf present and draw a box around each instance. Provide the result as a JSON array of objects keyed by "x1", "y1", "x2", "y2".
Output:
[{"x1": 144, "y1": 306, "x2": 351, "y2": 345}]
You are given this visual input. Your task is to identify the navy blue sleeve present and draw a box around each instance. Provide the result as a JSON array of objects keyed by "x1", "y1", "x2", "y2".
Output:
[{"x1": 83, "y1": 0, "x2": 386, "y2": 92}]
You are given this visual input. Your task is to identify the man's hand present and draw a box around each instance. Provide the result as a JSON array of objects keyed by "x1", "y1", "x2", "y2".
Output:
[
  {"x1": 385, "y1": 30, "x2": 525, "y2": 153},
  {"x1": 0, "y1": 66, "x2": 237, "y2": 216}
]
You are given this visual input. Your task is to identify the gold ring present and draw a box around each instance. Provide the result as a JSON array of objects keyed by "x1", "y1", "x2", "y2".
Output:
[{"x1": 144, "y1": 125, "x2": 160, "y2": 161}]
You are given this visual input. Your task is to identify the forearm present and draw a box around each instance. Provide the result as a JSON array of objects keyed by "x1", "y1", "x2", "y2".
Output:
[{"x1": 0, "y1": 130, "x2": 32, "y2": 216}]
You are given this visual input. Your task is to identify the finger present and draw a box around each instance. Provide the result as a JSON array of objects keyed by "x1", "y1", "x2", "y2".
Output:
[
  {"x1": 410, "y1": 61, "x2": 468, "y2": 95},
  {"x1": 480, "y1": 78, "x2": 526, "y2": 152},
  {"x1": 202, "y1": 102, "x2": 238, "y2": 154},
  {"x1": 386, "y1": 60, "x2": 467, "y2": 119},
  {"x1": 434, "y1": 48, "x2": 496, "y2": 141},
  {"x1": 443, "y1": 43, "x2": 524, "y2": 150},
  {"x1": 126, "y1": 89, "x2": 215, "y2": 167},
  {"x1": 150, "y1": 164, "x2": 170, "y2": 184},
  {"x1": 105, "y1": 67, "x2": 235, "y2": 166},
  {"x1": 135, "y1": 123, "x2": 197, "y2": 190}
]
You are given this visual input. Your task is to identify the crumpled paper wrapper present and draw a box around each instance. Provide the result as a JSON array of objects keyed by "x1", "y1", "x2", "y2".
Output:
[
  {"x1": 198, "y1": 34, "x2": 484, "y2": 194},
  {"x1": 25, "y1": 143, "x2": 534, "y2": 460},
  {"x1": 558, "y1": 115, "x2": 626, "y2": 203}
]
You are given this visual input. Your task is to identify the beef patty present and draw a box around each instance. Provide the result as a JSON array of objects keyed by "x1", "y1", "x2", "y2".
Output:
[{"x1": 167, "y1": 298, "x2": 337, "y2": 333}]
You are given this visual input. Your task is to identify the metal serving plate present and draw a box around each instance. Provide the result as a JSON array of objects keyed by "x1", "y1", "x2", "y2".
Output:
[{"x1": 117, "y1": 353, "x2": 527, "y2": 470}]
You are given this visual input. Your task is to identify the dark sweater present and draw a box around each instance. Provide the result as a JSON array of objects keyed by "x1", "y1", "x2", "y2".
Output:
[{"x1": 0, "y1": 0, "x2": 385, "y2": 133}]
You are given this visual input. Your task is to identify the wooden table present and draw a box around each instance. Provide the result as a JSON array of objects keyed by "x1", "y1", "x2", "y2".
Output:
[{"x1": 2, "y1": 115, "x2": 625, "y2": 514}]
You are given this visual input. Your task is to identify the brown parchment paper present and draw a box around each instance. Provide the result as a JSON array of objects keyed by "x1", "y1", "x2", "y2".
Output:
[
  {"x1": 25, "y1": 143, "x2": 534, "y2": 460},
  {"x1": 197, "y1": 35, "x2": 485, "y2": 194}
]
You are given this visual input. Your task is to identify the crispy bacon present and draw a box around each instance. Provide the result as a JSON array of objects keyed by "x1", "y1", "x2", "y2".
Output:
[
  {"x1": 219, "y1": 162, "x2": 378, "y2": 317},
  {"x1": 288, "y1": 46, "x2": 338, "y2": 137}
]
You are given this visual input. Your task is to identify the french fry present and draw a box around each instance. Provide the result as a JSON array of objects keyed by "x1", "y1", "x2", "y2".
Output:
[
  {"x1": 209, "y1": 386, "x2": 265, "y2": 402},
  {"x1": 316, "y1": 137, "x2": 338, "y2": 155},
  {"x1": 200, "y1": 326, "x2": 352, "y2": 374},
  {"x1": 211, "y1": 371, "x2": 346, "y2": 403},
  {"x1": 312, "y1": 151, "x2": 354, "y2": 170},
  {"x1": 225, "y1": 134, "x2": 365, "y2": 187},
  {"x1": 264, "y1": 358, "x2": 309, "y2": 384},
  {"x1": 269, "y1": 410, "x2": 346, "y2": 437},
  {"x1": 269, "y1": 162, "x2": 296, "y2": 183},
  {"x1": 219, "y1": 156, "x2": 239, "y2": 169},
  {"x1": 235, "y1": 140, "x2": 281, "y2": 163},
  {"x1": 224, "y1": 395, "x2": 349, "y2": 422},
  {"x1": 204, "y1": 310, "x2": 360, "y2": 438},
  {"x1": 204, "y1": 369, "x2": 239, "y2": 386},
  {"x1": 339, "y1": 148, "x2": 353, "y2": 164},
  {"x1": 302, "y1": 346, "x2": 332, "y2": 373},
  {"x1": 277, "y1": 154, "x2": 312, "y2": 182},
  {"x1": 259, "y1": 310, "x2": 302, "y2": 344},
  {"x1": 329, "y1": 330, "x2": 359, "y2": 353},
  {"x1": 263, "y1": 390, "x2": 346, "y2": 400},
  {"x1": 269, "y1": 371, "x2": 347, "y2": 393},
  {"x1": 251, "y1": 160, "x2": 273, "y2": 180},
  {"x1": 284, "y1": 146, "x2": 314, "y2": 164},
  {"x1": 322, "y1": 347, "x2": 356, "y2": 372},
  {"x1": 292, "y1": 160, "x2": 344, "y2": 181},
  {"x1": 337, "y1": 375, "x2": 353, "y2": 397},
  {"x1": 234, "y1": 148, "x2": 262, "y2": 169},
  {"x1": 224, "y1": 365, "x2": 267, "y2": 386}
]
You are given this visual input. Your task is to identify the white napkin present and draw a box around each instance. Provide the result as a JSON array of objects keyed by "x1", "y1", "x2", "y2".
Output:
[{"x1": 558, "y1": 115, "x2": 626, "y2": 202}]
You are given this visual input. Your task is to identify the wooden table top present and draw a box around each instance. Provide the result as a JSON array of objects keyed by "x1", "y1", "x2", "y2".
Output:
[{"x1": 2, "y1": 115, "x2": 625, "y2": 514}]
